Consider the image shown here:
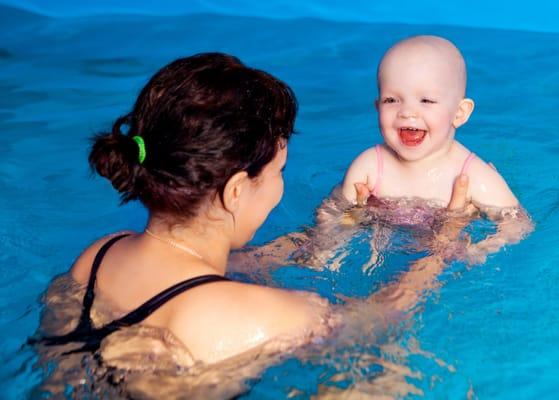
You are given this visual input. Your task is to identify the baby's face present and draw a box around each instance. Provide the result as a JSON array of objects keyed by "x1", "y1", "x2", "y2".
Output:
[{"x1": 377, "y1": 41, "x2": 465, "y2": 162}]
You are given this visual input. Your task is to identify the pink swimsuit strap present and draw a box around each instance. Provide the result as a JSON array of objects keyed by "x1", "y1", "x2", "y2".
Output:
[
  {"x1": 460, "y1": 152, "x2": 476, "y2": 175},
  {"x1": 371, "y1": 145, "x2": 384, "y2": 197}
]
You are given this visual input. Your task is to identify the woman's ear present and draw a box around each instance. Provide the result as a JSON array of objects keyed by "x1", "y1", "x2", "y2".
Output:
[
  {"x1": 453, "y1": 98, "x2": 475, "y2": 128},
  {"x1": 221, "y1": 171, "x2": 249, "y2": 213}
]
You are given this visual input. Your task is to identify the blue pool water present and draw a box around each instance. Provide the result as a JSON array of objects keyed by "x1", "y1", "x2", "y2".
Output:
[{"x1": 1, "y1": 2, "x2": 559, "y2": 398}]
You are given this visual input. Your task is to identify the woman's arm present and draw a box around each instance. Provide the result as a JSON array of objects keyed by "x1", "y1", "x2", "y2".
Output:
[
  {"x1": 228, "y1": 185, "x2": 365, "y2": 273},
  {"x1": 214, "y1": 179, "x2": 472, "y2": 373}
]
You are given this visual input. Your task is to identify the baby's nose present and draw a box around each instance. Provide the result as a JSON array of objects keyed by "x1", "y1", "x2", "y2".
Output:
[{"x1": 397, "y1": 105, "x2": 418, "y2": 119}]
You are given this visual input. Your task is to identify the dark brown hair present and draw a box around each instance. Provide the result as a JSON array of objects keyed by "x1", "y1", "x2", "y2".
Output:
[{"x1": 89, "y1": 53, "x2": 297, "y2": 219}]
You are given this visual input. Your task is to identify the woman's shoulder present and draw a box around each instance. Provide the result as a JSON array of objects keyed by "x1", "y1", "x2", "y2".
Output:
[
  {"x1": 167, "y1": 281, "x2": 329, "y2": 363},
  {"x1": 70, "y1": 231, "x2": 136, "y2": 285}
]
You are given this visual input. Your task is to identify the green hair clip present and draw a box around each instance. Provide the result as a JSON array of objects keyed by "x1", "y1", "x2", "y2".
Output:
[{"x1": 132, "y1": 136, "x2": 146, "y2": 164}]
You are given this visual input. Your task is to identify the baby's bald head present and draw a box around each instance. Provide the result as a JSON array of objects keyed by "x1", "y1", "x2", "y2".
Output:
[{"x1": 378, "y1": 35, "x2": 467, "y2": 98}]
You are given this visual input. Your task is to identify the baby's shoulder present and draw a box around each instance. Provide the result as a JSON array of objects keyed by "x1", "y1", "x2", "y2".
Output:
[
  {"x1": 343, "y1": 145, "x2": 381, "y2": 182},
  {"x1": 465, "y1": 154, "x2": 518, "y2": 207},
  {"x1": 467, "y1": 153, "x2": 501, "y2": 178},
  {"x1": 342, "y1": 144, "x2": 387, "y2": 202},
  {"x1": 349, "y1": 144, "x2": 389, "y2": 171},
  {"x1": 354, "y1": 145, "x2": 380, "y2": 163},
  {"x1": 452, "y1": 143, "x2": 494, "y2": 175}
]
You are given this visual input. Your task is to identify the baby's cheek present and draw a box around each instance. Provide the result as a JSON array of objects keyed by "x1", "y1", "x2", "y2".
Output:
[{"x1": 382, "y1": 133, "x2": 399, "y2": 149}]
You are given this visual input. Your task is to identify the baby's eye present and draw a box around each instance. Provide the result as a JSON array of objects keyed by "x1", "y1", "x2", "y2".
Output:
[
  {"x1": 421, "y1": 98, "x2": 437, "y2": 104},
  {"x1": 382, "y1": 97, "x2": 397, "y2": 104}
]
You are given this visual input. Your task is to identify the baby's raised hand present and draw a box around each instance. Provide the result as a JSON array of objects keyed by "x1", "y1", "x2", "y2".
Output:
[{"x1": 354, "y1": 182, "x2": 371, "y2": 206}]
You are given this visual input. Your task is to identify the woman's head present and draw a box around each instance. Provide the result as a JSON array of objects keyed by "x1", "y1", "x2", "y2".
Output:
[{"x1": 89, "y1": 53, "x2": 297, "y2": 223}]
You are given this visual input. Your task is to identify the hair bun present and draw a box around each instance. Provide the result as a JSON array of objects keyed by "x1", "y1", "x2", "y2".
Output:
[{"x1": 89, "y1": 116, "x2": 142, "y2": 201}]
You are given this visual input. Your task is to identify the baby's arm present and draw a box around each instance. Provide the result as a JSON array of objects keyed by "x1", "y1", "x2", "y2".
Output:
[
  {"x1": 468, "y1": 158, "x2": 518, "y2": 208},
  {"x1": 341, "y1": 147, "x2": 378, "y2": 204},
  {"x1": 465, "y1": 159, "x2": 533, "y2": 264}
]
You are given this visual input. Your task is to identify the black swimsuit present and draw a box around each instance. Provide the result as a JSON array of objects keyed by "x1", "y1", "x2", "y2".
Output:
[{"x1": 32, "y1": 233, "x2": 230, "y2": 353}]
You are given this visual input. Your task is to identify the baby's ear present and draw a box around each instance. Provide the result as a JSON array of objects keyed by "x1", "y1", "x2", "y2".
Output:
[{"x1": 453, "y1": 98, "x2": 475, "y2": 128}]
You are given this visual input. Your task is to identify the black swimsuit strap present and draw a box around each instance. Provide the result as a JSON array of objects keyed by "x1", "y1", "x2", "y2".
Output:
[
  {"x1": 54, "y1": 274, "x2": 230, "y2": 354},
  {"x1": 107, "y1": 274, "x2": 230, "y2": 328},
  {"x1": 35, "y1": 233, "x2": 231, "y2": 354},
  {"x1": 76, "y1": 233, "x2": 131, "y2": 332}
]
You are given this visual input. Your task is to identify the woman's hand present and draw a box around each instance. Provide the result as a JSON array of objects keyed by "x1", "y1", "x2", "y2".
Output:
[
  {"x1": 447, "y1": 174, "x2": 469, "y2": 210},
  {"x1": 432, "y1": 174, "x2": 475, "y2": 260}
]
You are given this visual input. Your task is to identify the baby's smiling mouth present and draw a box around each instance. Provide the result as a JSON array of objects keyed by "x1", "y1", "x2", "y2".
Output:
[{"x1": 399, "y1": 127, "x2": 426, "y2": 147}]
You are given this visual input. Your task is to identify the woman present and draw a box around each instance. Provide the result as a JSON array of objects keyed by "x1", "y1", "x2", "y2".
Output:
[{"x1": 36, "y1": 53, "x2": 469, "y2": 380}]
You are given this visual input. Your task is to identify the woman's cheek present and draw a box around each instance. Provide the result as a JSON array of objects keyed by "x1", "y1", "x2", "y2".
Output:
[{"x1": 277, "y1": 178, "x2": 285, "y2": 204}]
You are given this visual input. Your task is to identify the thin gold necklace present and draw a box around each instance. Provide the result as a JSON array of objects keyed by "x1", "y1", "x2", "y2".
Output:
[{"x1": 144, "y1": 229, "x2": 203, "y2": 260}]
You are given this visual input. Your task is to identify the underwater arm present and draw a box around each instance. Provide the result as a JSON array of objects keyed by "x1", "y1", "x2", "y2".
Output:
[
  {"x1": 286, "y1": 148, "x2": 381, "y2": 268},
  {"x1": 463, "y1": 206, "x2": 534, "y2": 265},
  {"x1": 227, "y1": 186, "x2": 362, "y2": 273},
  {"x1": 228, "y1": 149, "x2": 379, "y2": 272},
  {"x1": 227, "y1": 231, "x2": 308, "y2": 275},
  {"x1": 228, "y1": 155, "x2": 373, "y2": 273}
]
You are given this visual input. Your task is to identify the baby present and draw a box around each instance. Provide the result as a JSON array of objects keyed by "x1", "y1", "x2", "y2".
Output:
[
  {"x1": 342, "y1": 35, "x2": 518, "y2": 211},
  {"x1": 234, "y1": 36, "x2": 532, "y2": 271}
]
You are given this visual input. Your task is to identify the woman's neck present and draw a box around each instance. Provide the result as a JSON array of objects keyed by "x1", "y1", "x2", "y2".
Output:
[{"x1": 145, "y1": 215, "x2": 231, "y2": 275}]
